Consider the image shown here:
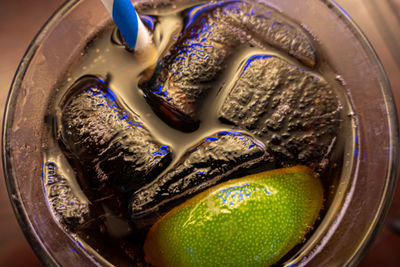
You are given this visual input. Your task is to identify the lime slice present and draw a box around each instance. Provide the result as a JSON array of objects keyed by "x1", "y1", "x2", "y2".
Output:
[{"x1": 144, "y1": 165, "x2": 323, "y2": 267}]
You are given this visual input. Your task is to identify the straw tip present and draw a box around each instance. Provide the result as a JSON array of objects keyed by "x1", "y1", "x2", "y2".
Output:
[{"x1": 102, "y1": 0, "x2": 153, "y2": 52}]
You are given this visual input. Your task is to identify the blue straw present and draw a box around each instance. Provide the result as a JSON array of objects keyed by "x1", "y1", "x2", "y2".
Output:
[
  {"x1": 101, "y1": 0, "x2": 151, "y2": 51},
  {"x1": 112, "y1": 0, "x2": 139, "y2": 49}
]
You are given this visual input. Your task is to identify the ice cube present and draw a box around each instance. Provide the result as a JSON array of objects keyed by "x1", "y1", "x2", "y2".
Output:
[
  {"x1": 60, "y1": 76, "x2": 173, "y2": 192},
  {"x1": 129, "y1": 131, "x2": 268, "y2": 224},
  {"x1": 44, "y1": 162, "x2": 89, "y2": 230},
  {"x1": 219, "y1": 55, "x2": 340, "y2": 170}
]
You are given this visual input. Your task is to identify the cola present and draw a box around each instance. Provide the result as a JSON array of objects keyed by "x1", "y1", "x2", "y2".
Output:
[{"x1": 42, "y1": 1, "x2": 347, "y2": 265}]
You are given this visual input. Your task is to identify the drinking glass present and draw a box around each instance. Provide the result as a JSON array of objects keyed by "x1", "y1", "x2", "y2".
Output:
[{"x1": 3, "y1": 0, "x2": 398, "y2": 266}]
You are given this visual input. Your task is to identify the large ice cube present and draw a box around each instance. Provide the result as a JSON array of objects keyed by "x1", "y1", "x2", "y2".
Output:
[
  {"x1": 219, "y1": 55, "x2": 340, "y2": 170},
  {"x1": 60, "y1": 76, "x2": 173, "y2": 192}
]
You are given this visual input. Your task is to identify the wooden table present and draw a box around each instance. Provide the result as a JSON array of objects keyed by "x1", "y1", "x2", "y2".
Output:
[{"x1": 0, "y1": 0, "x2": 399, "y2": 265}]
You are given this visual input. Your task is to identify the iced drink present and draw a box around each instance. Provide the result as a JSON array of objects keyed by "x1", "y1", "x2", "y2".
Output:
[{"x1": 42, "y1": 0, "x2": 346, "y2": 265}]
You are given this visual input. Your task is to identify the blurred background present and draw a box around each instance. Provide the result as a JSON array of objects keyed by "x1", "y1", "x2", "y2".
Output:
[{"x1": 0, "y1": 0, "x2": 399, "y2": 266}]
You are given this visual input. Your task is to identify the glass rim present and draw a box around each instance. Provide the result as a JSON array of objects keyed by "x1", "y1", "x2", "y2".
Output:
[
  {"x1": 2, "y1": 0, "x2": 398, "y2": 266},
  {"x1": 2, "y1": 1, "x2": 80, "y2": 266},
  {"x1": 327, "y1": 0, "x2": 399, "y2": 265}
]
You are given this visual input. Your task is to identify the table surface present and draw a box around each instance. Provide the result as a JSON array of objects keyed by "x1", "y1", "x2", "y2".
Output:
[{"x1": 0, "y1": 0, "x2": 399, "y2": 266}]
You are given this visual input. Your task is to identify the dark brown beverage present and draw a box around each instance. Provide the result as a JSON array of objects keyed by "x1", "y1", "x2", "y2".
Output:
[{"x1": 41, "y1": 1, "x2": 353, "y2": 265}]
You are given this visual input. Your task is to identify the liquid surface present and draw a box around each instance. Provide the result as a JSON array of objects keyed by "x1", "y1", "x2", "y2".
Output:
[{"x1": 41, "y1": 1, "x2": 352, "y2": 266}]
